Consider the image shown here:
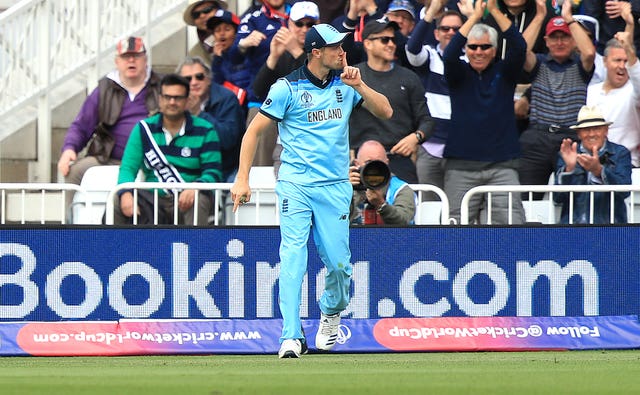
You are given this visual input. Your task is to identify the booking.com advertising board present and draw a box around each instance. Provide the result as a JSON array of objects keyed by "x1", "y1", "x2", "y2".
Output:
[{"x1": 1, "y1": 226, "x2": 639, "y2": 322}]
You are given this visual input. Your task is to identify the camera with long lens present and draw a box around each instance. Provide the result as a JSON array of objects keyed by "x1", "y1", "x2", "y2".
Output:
[{"x1": 353, "y1": 160, "x2": 391, "y2": 191}]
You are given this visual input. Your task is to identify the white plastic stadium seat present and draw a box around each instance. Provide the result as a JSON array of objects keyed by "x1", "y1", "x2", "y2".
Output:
[
  {"x1": 225, "y1": 166, "x2": 279, "y2": 225},
  {"x1": 523, "y1": 199, "x2": 559, "y2": 224},
  {"x1": 71, "y1": 165, "x2": 121, "y2": 224},
  {"x1": 415, "y1": 201, "x2": 443, "y2": 225}
]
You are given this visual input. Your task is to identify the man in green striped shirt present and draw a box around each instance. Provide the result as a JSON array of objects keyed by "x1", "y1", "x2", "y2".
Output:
[{"x1": 114, "y1": 74, "x2": 223, "y2": 225}]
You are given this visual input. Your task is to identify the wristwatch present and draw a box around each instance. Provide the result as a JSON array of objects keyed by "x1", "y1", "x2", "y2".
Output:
[
  {"x1": 377, "y1": 202, "x2": 387, "y2": 213},
  {"x1": 415, "y1": 131, "x2": 426, "y2": 144}
]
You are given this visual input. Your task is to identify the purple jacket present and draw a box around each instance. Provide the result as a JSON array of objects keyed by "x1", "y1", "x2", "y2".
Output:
[{"x1": 62, "y1": 70, "x2": 161, "y2": 160}]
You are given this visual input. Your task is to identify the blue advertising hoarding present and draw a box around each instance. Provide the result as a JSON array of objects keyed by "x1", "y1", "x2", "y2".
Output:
[{"x1": 0, "y1": 226, "x2": 638, "y2": 321}]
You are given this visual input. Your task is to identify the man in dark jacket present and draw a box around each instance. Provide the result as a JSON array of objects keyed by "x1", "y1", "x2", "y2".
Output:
[{"x1": 443, "y1": 0, "x2": 527, "y2": 224}]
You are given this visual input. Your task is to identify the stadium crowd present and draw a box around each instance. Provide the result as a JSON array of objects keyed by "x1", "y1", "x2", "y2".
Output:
[{"x1": 58, "y1": 0, "x2": 640, "y2": 225}]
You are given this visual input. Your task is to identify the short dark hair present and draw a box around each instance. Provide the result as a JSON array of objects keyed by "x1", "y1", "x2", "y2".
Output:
[
  {"x1": 160, "y1": 73, "x2": 190, "y2": 97},
  {"x1": 436, "y1": 10, "x2": 464, "y2": 28}
]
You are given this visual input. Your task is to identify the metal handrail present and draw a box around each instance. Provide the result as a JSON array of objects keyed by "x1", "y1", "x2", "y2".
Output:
[
  {"x1": 104, "y1": 182, "x2": 280, "y2": 226},
  {"x1": 0, "y1": 183, "x2": 83, "y2": 224},
  {"x1": 461, "y1": 184, "x2": 640, "y2": 225},
  {"x1": 408, "y1": 184, "x2": 451, "y2": 225}
]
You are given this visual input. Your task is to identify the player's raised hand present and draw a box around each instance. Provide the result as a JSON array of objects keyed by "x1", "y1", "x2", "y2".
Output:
[{"x1": 340, "y1": 55, "x2": 361, "y2": 87}]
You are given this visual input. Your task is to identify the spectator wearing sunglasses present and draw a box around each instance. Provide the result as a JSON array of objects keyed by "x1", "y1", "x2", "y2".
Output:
[
  {"x1": 405, "y1": 0, "x2": 466, "y2": 200},
  {"x1": 350, "y1": 18, "x2": 435, "y2": 185},
  {"x1": 336, "y1": 0, "x2": 428, "y2": 72},
  {"x1": 252, "y1": 2, "x2": 320, "y2": 175},
  {"x1": 442, "y1": 0, "x2": 527, "y2": 224},
  {"x1": 183, "y1": 0, "x2": 228, "y2": 61},
  {"x1": 254, "y1": 1, "x2": 320, "y2": 102},
  {"x1": 176, "y1": 56, "x2": 245, "y2": 182}
]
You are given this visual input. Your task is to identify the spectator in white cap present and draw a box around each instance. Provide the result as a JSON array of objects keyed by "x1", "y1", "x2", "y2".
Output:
[
  {"x1": 252, "y1": 1, "x2": 321, "y2": 175},
  {"x1": 182, "y1": 0, "x2": 228, "y2": 60},
  {"x1": 554, "y1": 105, "x2": 632, "y2": 223},
  {"x1": 386, "y1": 0, "x2": 417, "y2": 37},
  {"x1": 260, "y1": 0, "x2": 319, "y2": 75}
]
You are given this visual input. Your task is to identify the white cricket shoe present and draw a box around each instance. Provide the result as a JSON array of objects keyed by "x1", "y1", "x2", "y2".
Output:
[
  {"x1": 315, "y1": 312, "x2": 341, "y2": 351},
  {"x1": 278, "y1": 339, "x2": 302, "y2": 358}
]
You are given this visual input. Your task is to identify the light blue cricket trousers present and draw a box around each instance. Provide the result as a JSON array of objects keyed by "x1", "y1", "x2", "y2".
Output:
[{"x1": 275, "y1": 180, "x2": 352, "y2": 343}]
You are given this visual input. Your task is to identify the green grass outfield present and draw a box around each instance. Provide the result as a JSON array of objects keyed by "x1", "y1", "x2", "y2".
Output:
[{"x1": 1, "y1": 350, "x2": 640, "y2": 395}]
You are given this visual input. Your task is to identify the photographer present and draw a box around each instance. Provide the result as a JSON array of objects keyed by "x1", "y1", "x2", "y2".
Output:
[{"x1": 350, "y1": 140, "x2": 416, "y2": 225}]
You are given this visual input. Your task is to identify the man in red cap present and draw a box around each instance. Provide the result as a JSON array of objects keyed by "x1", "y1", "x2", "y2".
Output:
[{"x1": 518, "y1": 0, "x2": 596, "y2": 199}]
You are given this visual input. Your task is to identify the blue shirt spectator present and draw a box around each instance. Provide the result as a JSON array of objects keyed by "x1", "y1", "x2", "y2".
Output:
[{"x1": 555, "y1": 105, "x2": 632, "y2": 223}]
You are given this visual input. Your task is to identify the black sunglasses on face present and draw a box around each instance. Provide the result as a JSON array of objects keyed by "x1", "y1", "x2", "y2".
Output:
[
  {"x1": 294, "y1": 21, "x2": 315, "y2": 28},
  {"x1": 183, "y1": 73, "x2": 206, "y2": 82},
  {"x1": 438, "y1": 26, "x2": 460, "y2": 32},
  {"x1": 368, "y1": 36, "x2": 395, "y2": 45},
  {"x1": 466, "y1": 43, "x2": 493, "y2": 50},
  {"x1": 192, "y1": 5, "x2": 215, "y2": 19}
]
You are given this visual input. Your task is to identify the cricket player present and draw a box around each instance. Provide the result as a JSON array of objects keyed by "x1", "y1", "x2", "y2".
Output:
[{"x1": 230, "y1": 24, "x2": 392, "y2": 358}]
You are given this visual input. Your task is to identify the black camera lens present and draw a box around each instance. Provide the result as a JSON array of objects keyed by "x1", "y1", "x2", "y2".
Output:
[{"x1": 360, "y1": 160, "x2": 391, "y2": 190}]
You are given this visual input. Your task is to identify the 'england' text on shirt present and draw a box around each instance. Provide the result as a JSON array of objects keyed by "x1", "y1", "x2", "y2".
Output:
[{"x1": 307, "y1": 108, "x2": 343, "y2": 123}]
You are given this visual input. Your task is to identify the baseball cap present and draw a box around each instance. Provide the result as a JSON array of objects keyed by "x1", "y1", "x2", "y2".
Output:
[
  {"x1": 206, "y1": 9, "x2": 241, "y2": 31},
  {"x1": 183, "y1": 0, "x2": 228, "y2": 26},
  {"x1": 387, "y1": 0, "x2": 416, "y2": 20},
  {"x1": 304, "y1": 24, "x2": 350, "y2": 53},
  {"x1": 545, "y1": 17, "x2": 571, "y2": 36},
  {"x1": 289, "y1": 1, "x2": 320, "y2": 22},
  {"x1": 362, "y1": 17, "x2": 400, "y2": 40},
  {"x1": 116, "y1": 37, "x2": 146, "y2": 55}
]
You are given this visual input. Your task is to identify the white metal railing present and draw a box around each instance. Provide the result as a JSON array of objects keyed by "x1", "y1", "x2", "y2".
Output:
[
  {"x1": 104, "y1": 182, "x2": 280, "y2": 226},
  {"x1": 1, "y1": 182, "x2": 452, "y2": 226},
  {"x1": 0, "y1": 0, "x2": 188, "y2": 181},
  {"x1": 11, "y1": 182, "x2": 640, "y2": 226},
  {"x1": 0, "y1": 182, "x2": 82, "y2": 224},
  {"x1": 106, "y1": 183, "x2": 453, "y2": 226},
  {"x1": 460, "y1": 184, "x2": 640, "y2": 225},
  {"x1": 408, "y1": 184, "x2": 451, "y2": 225}
]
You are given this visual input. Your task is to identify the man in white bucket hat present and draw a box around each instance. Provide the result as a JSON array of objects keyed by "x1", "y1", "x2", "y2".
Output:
[{"x1": 554, "y1": 105, "x2": 632, "y2": 223}]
